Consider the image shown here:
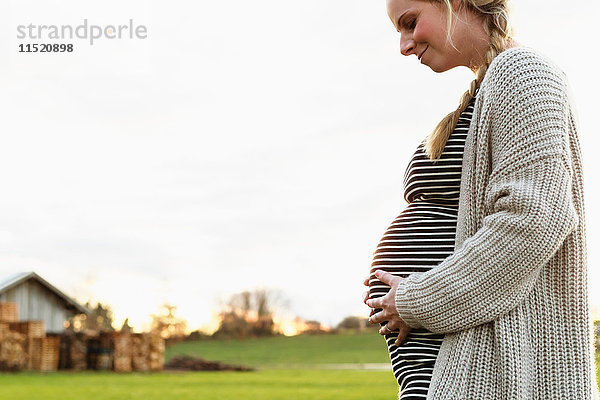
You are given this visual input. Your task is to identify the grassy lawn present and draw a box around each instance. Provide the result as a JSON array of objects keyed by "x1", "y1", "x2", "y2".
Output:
[
  {"x1": 597, "y1": 352, "x2": 600, "y2": 384},
  {"x1": 0, "y1": 370, "x2": 398, "y2": 400},
  {"x1": 0, "y1": 331, "x2": 597, "y2": 400},
  {"x1": 0, "y1": 330, "x2": 397, "y2": 400},
  {"x1": 165, "y1": 330, "x2": 389, "y2": 368}
]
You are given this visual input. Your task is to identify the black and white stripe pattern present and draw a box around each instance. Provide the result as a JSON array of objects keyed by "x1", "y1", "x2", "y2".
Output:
[{"x1": 368, "y1": 97, "x2": 475, "y2": 399}]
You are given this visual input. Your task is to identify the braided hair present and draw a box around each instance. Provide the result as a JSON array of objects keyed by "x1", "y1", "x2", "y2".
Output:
[{"x1": 425, "y1": 0, "x2": 513, "y2": 161}]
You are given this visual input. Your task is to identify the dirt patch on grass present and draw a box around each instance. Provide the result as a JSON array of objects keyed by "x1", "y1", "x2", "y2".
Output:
[{"x1": 164, "y1": 355, "x2": 254, "y2": 371}]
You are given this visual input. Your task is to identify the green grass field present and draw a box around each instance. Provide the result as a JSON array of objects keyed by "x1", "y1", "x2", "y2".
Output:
[
  {"x1": 0, "y1": 370, "x2": 398, "y2": 400},
  {"x1": 1, "y1": 331, "x2": 398, "y2": 400},
  {"x1": 0, "y1": 330, "x2": 598, "y2": 400},
  {"x1": 597, "y1": 352, "x2": 600, "y2": 384},
  {"x1": 165, "y1": 330, "x2": 388, "y2": 367}
]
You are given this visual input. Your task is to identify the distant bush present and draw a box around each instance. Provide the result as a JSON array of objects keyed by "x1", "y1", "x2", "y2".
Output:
[
  {"x1": 298, "y1": 320, "x2": 330, "y2": 335},
  {"x1": 336, "y1": 316, "x2": 378, "y2": 331},
  {"x1": 337, "y1": 316, "x2": 363, "y2": 330},
  {"x1": 186, "y1": 330, "x2": 212, "y2": 341}
]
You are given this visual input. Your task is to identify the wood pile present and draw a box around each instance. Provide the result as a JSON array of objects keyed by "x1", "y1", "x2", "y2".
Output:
[
  {"x1": 132, "y1": 333, "x2": 150, "y2": 372},
  {"x1": 0, "y1": 302, "x2": 18, "y2": 322},
  {"x1": 0, "y1": 328, "x2": 27, "y2": 371},
  {"x1": 9, "y1": 320, "x2": 46, "y2": 370},
  {"x1": 57, "y1": 332, "x2": 164, "y2": 373},
  {"x1": 114, "y1": 332, "x2": 165, "y2": 372},
  {"x1": 164, "y1": 355, "x2": 253, "y2": 371},
  {"x1": 87, "y1": 333, "x2": 114, "y2": 371},
  {"x1": 0, "y1": 302, "x2": 165, "y2": 373},
  {"x1": 71, "y1": 333, "x2": 88, "y2": 370},
  {"x1": 97, "y1": 332, "x2": 114, "y2": 370},
  {"x1": 57, "y1": 332, "x2": 71, "y2": 370},
  {"x1": 0, "y1": 303, "x2": 60, "y2": 372},
  {"x1": 148, "y1": 333, "x2": 164, "y2": 371},
  {"x1": 113, "y1": 332, "x2": 132, "y2": 372},
  {"x1": 9, "y1": 321, "x2": 45, "y2": 338},
  {"x1": 29, "y1": 336, "x2": 60, "y2": 372},
  {"x1": 57, "y1": 332, "x2": 87, "y2": 370}
]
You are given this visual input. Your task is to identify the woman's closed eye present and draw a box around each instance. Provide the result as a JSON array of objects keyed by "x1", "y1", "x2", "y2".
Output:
[{"x1": 398, "y1": 16, "x2": 416, "y2": 32}]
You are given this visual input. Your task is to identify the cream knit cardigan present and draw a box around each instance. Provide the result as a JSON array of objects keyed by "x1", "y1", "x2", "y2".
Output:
[{"x1": 394, "y1": 47, "x2": 598, "y2": 399}]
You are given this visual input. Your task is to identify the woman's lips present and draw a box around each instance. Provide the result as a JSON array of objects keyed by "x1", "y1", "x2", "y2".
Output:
[{"x1": 419, "y1": 46, "x2": 428, "y2": 62}]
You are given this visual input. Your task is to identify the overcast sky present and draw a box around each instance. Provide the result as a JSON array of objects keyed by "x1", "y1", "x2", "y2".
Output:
[{"x1": 0, "y1": 0, "x2": 598, "y2": 332}]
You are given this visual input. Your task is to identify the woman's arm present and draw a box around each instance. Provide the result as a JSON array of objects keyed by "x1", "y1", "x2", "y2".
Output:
[{"x1": 393, "y1": 48, "x2": 579, "y2": 334}]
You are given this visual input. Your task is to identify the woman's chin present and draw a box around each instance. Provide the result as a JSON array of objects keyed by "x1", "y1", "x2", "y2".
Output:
[{"x1": 426, "y1": 62, "x2": 457, "y2": 73}]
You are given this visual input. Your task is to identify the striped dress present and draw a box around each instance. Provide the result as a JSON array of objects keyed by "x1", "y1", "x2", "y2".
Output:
[{"x1": 368, "y1": 96, "x2": 475, "y2": 399}]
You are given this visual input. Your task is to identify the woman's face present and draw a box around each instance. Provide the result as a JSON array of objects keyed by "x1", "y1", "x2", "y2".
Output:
[{"x1": 386, "y1": 0, "x2": 486, "y2": 72}]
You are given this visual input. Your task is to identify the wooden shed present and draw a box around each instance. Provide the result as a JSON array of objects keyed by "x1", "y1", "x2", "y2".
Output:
[{"x1": 0, "y1": 272, "x2": 89, "y2": 333}]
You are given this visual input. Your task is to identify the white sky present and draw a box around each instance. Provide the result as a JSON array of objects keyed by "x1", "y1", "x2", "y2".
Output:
[{"x1": 0, "y1": 0, "x2": 598, "y2": 332}]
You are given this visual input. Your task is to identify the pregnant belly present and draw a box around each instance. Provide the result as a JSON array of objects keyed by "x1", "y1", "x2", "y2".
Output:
[{"x1": 368, "y1": 206, "x2": 458, "y2": 300}]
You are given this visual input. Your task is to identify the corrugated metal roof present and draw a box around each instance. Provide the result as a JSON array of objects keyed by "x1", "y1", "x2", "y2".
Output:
[
  {"x1": 0, "y1": 271, "x2": 90, "y2": 315},
  {"x1": 0, "y1": 272, "x2": 31, "y2": 290}
]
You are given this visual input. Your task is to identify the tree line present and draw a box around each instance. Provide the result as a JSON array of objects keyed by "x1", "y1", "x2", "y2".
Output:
[{"x1": 67, "y1": 288, "x2": 376, "y2": 340}]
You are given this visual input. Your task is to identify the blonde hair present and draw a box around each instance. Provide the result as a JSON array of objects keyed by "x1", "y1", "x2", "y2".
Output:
[{"x1": 425, "y1": 0, "x2": 513, "y2": 161}]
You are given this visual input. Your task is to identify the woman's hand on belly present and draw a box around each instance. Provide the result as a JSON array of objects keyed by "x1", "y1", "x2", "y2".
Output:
[{"x1": 364, "y1": 271, "x2": 411, "y2": 346}]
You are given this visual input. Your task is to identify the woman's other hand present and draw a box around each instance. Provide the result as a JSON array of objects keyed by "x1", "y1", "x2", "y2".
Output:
[
  {"x1": 362, "y1": 275, "x2": 376, "y2": 318},
  {"x1": 364, "y1": 270, "x2": 411, "y2": 346}
]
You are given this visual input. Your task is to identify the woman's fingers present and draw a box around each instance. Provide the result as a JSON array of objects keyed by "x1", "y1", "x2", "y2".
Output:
[
  {"x1": 363, "y1": 275, "x2": 370, "y2": 286},
  {"x1": 365, "y1": 296, "x2": 382, "y2": 309},
  {"x1": 377, "y1": 320, "x2": 409, "y2": 339},
  {"x1": 379, "y1": 323, "x2": 394, "y2": 335},
  {"x1": 369, "y1": 309, "x2": 385, "y2": 324},
  {"x1": 366, "y1": 270, "x2": 411, "y2": 345},
  {"x1": 394, "y1": 325, "x2": 411, "y2": 347},
  {"x1": 376, "y1": 321, "x2": 412, "y2": 345},
  {"x1": 362, "y1": 290, "x2": 370, "y2": 304},
  {"x1": 386, "y1": 319, "x2": 401, "y2": 331},
  {"x1": 374, "y1": 269, "x2": 395, "y2": 285}
]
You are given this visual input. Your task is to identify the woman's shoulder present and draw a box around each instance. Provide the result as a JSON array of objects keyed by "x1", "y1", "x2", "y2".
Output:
[
  {"x1": 482, "y1": 46, "x2": 569, "y2": 98},
  {"x1": 489, "y1": 46, "x2": 563, "y2": 73}
]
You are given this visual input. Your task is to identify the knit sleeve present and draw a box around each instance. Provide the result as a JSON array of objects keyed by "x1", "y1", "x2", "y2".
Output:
[{"x1": 394, "y1": 48, "x2": 579, "y2": 334}]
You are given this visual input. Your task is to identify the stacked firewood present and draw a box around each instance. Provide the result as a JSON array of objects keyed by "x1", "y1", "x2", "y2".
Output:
[
  {"x1": 132, "y1": 333, "x2": 151, "y2": 371},
  {"x1": 0, "y1": 322, "x2": 27, "y2": 371},
  {"x1": 88, "y1": 332, "x2": 116, "y2": 371},
  {"x1": 70, "y1": 331, "x2": 164, "y2": 372},
  {"x1": 148, "y1": 333, "x2": 165, "y2": 371},
  {"x1": 70, "y1": 333, "x2": 88, "y2": 371},
  {"x1": 29, "y1": 336, "x2": 60, "y2": 372},
  {"x1": 0, "y1": 302, "x2": 61, "y2": 372},
  {"x1": 0, "y1": 303, "x2": 27, "y2": 371},
  {"x1": 9, "y1": 321, "x2": 46, "y2": 370},
  {"x1": 111, "y1": 332, "x2": 165, "y2": 372},
  {"x1": 113, "y1": 332, "x2": 132, "y2": 372},
  {"x1": 0, "y1": 303, "x2": 18, "y2": 323},
  {"x1": 58, "y1": 332, "x2": 88, "y2": 370},
  {"x1": 0, "y1": 302, "x2": 165, "y2": 373}
]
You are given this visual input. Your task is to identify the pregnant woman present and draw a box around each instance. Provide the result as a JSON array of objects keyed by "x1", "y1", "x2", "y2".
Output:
[{"x1": 363, "y1": 0, "x2": 598, "y2": 399}]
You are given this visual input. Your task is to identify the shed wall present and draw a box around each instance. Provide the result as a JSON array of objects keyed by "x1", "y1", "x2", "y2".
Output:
[{"x1": 0, "y1": 280, "x2": 77, "y2": 332}]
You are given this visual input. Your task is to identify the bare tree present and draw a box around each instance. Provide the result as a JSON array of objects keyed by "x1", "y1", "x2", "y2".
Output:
[
  {"x1": 214, "y1": 288, "x2": 288, "y2": 339},
  {"x1": 150, "y1": 304, "x2": 188, "y2": 339}
]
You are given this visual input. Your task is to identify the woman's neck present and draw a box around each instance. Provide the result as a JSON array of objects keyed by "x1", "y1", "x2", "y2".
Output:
[{"x1": 469, "y1": 38, "x2": 520, "y2": 74}]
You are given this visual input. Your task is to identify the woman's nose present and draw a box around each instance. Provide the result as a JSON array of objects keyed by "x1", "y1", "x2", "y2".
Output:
[{"x1": 400, "y1": 37, "x2": 416, "y2": 56}]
